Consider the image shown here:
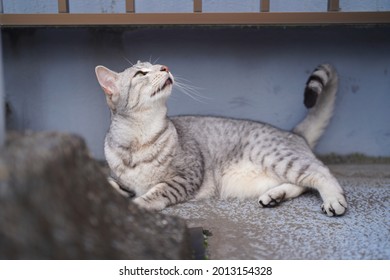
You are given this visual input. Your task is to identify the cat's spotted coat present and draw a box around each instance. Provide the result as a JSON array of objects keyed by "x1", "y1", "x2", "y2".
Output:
[{"x1": 96, "y1": 62, "x2": 347, "y2": 216}]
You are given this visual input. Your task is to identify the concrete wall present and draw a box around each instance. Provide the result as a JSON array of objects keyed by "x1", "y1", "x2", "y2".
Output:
[
  {"x1": 2, "y1": 1, "x2": 390, "y2": 158},
  {"x1": 3, "y1": 26, "x2": 390, "y2": 159}
]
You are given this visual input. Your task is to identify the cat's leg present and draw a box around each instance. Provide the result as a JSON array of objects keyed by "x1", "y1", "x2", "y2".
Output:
[
  {"x1": 258, "y1": 183, "x2": 306, "y2": 207},
  {"x1": 260, "y1": 153, "x2": 347, "y2": 216},
  {"x1": 134, "y1": 140, "x2": 204, "y2": 211},
  {"x1": 133, "y1": 183, "x2": 171, "y2": 211},
  {"x1": 133, "y1": 176, "x2": 200, "y2": 211},
  {"x1": 295, "y1": 165, "x2": 347, "y2": 216}
]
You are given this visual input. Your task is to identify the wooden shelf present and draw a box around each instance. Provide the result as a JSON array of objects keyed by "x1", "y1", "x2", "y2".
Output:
[
  {"x1": 1, "y1": 11, "x2": 390, "y2": 27},
  {"x1": 1, "y1": 0, "x2": 389, "y2": 27}
]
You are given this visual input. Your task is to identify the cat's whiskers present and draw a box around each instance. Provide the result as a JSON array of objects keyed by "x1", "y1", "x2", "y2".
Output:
[
  {"x1": 153, "y1": 57, "x2": 160, "y2": 65},
  {"x1": 123, "y1": 56, "x2": 135, "y2": 66},
  {"x1": 173, "y1": 77, "x2": 213, "y2": 104}
]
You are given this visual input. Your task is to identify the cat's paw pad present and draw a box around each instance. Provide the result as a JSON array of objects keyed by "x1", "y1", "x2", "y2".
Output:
[
  {"x1": 258, "y1": 190, "x2": 286, "y2": 208},
  {"x1": 321, "y1": 195, "x2": 347, "y2": 216}
]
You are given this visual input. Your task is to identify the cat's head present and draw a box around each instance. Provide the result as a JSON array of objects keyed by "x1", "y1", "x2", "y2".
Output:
[{"x1": 95, "y1": 61, "x2": 174, "y2": 114}]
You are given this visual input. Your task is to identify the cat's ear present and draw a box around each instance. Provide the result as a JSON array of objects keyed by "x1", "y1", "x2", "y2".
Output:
[
  {"x1": 95, "y1": 66, "x2": 120, "y2": 110},
  {"x1": 95, "y1": 65, "x2": 119, "y2": 97}
]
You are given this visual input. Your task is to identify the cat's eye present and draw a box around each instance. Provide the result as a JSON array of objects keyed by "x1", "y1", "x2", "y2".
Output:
[{"x1": 135, "y1": 71, "x2": 147, "y2": 77}]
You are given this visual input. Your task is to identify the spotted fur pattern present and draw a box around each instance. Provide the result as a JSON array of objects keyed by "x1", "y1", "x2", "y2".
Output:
[{"x1": 95, "y1": 62, "x2": 347, "y2": 216}]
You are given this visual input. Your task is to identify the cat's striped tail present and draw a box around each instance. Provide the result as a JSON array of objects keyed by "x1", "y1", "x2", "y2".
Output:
[{"x1": 293, "y1": 64, "x2": 338, "y2": 149}]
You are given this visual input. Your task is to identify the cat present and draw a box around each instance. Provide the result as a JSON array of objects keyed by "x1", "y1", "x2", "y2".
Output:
[{"x1": 95, "y1": 62, "x2": 347, "y2": 216}]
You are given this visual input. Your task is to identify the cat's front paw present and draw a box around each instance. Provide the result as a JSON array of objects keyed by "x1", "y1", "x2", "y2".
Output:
[
  {"x1": 107, "y1": 177, "x2": 136, "y2": 198},
  {"x1": 132, "y1": 197, "x2": 167, "y2": 211},
  {"x1": 321, "y1": 194, "x2": 347, "y2": 216}
]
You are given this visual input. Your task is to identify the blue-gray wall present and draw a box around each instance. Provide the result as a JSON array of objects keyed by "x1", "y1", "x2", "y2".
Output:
[
  {"x1": 2, "y1": 1, "x2": 390, "y2": 158},
  {"x1": 3, "y1": 26, "x2": 390, "y2": 159}
]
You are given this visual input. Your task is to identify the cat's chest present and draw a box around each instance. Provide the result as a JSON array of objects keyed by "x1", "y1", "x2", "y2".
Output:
[
  {"x1": 120, "y1": 163, "x2": 160, "y2": 190},
  {"x1": 105, "y1": 145, "x2": 168, "y2": 190}
]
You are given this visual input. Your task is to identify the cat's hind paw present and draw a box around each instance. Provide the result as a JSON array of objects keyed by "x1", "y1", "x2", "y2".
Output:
[
  {"x1": 321, "y1": 195, "x2": 347, "y2": 216},
  {"x1": 258, "y1": 190, "x2": 286, "y2": 208},
  {"x1": 258, "y1": 183, "x2": 305, "y2": 208}
]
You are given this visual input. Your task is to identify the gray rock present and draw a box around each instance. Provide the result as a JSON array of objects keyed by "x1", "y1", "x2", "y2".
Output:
[{"x1": 0, "y1": 132, "x2": 191, "y2": 259}]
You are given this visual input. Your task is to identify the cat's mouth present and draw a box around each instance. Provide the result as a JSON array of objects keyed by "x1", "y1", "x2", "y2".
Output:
[{"x1": 151, "y1": 77, "x2": 173, "y2": 97}]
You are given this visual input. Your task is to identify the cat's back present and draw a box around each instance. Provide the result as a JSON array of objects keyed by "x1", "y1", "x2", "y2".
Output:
[
  {"x1": 171, "y1": 115, "x2": 265, "y2": 140},
  {"x1": 172, "y1": 115, "x2": 283, "y2": 139},
  {"x1": 170, "y1": 115, "x2": 307, "y2": 155}
]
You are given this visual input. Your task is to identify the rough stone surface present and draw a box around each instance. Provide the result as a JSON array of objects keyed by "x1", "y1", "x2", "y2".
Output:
[
  {"x1": 0, "y1": 132, "x2": 191, "y2": 259},
  {"x1": 163, "y1": 164, "x2": 390, "y2": 259}
]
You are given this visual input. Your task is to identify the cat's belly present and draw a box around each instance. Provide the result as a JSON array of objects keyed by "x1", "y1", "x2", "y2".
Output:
[{"x1": 219, "y1": 162, "x2": 280, "y2": 199}]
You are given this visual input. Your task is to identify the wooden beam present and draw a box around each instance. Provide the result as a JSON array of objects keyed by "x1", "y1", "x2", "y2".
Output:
[
  {"x1": 126, "y1": 0, "x2": 135, "y2": 13},
  {"x1": 194, "y1": 0, "x2": 202, "y2": 13},
  {"x1": 58, "y1": 0, "x2": 69, "y2": 13},
  {"x1": 1, "y1": 12, "x2": 390, "y2": 27},
  {"x1": 328, "y1": 0, "x2": 340, "y2": 12},
  {"x1": 260, "y1": 0, "x2": 270, "y2": 12}
]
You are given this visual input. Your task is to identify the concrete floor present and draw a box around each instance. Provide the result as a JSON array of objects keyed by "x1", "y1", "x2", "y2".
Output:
[{"x1": 163, "y1": 164, "x2": 390, "y2": 259}]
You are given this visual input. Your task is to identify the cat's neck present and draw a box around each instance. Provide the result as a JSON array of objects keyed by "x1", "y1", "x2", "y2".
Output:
[{"x1": 109, "y1": 105, "x2": 170, "y2": 148}]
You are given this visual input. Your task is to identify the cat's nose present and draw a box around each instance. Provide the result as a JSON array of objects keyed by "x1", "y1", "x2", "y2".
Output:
[{"x1": 160, "y1": 65, "x2": 169, "y2": 72}]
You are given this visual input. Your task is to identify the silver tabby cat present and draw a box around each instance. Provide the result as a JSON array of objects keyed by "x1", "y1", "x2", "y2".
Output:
[{"x1": 95, "y1": 62, "x2": 347, "y2": 216}]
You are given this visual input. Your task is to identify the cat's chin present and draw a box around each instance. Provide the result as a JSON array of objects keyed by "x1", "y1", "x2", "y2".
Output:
[{"x1": 150, "y1": 80, "x2": 173, "y2": 98}]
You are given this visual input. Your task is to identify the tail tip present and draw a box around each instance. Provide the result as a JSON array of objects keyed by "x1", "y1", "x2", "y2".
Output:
[{"x1": 304, "y1": 87, "x2": 319, "y2": 108}]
